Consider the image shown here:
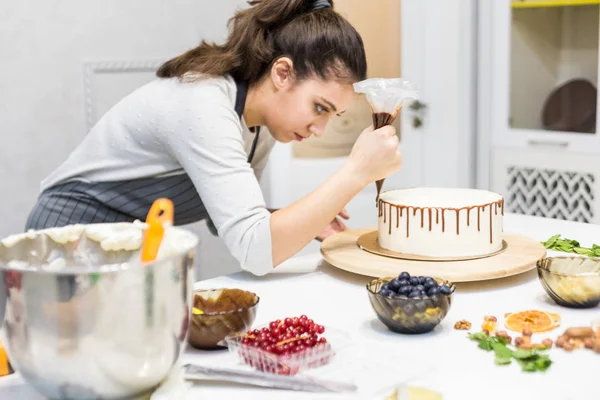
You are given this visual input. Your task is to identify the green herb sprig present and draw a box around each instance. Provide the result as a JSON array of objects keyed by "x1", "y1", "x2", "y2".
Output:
[
  {"x1": 468, "y1": 331, "x2": 552, "y2": 372},
  {"x1": 541, "y1": 234, "x2": 600, "y2": 257}
]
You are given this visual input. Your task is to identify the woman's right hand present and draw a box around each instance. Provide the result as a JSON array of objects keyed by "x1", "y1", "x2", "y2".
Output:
[{"x1": 345, "y1": 125, "x2": 403, "y2": 185}]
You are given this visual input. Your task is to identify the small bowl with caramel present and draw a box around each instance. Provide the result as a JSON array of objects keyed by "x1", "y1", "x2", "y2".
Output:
[{"x1": 188, "y1": 288, "x2": 259, "y2": 350}]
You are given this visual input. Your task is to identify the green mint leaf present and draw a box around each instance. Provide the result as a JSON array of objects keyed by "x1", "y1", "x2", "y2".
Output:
[
  {"x1": 518, "y1": 360, "x2": 539, "y2": 372},
  {"x1": 494, "y1": 356, "x2": 512, "y2": 365},
  {"x1": 478, "y1": 340, "x2": 493, "y2": 351},
  {"x1": 541, "y1": 234, "x2": 560, "y2": 248},
  {"x1": 512, "y1": 348, "x2": 536, "y2": 360},
  {"x1": 535, "y1": 356, "x2": 552, "y2": 372},
  {"x1": 574, "y1": 247, "x2": 593, "y2": 256},
  {"x1": 491, "y1": 341, "x2": 513, "y2": 359},
  {"x1": 468, "y1": 332, "x2": 488, "y2": 342}
]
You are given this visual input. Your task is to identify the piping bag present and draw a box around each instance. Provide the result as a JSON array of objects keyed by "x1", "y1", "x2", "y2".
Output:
[{"x1": 353, "y1": 78, "x2": 418, "y2": 203}]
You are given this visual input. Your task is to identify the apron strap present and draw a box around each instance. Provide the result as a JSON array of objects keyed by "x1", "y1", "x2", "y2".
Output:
[{"x1": 234, "y1": 79, "x2": 261, "y2": 164}]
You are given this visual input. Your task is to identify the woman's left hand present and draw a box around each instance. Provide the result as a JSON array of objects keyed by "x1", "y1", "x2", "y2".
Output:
[{"x1": 316, "y1": 208, "x2": 349, "y2": 242}]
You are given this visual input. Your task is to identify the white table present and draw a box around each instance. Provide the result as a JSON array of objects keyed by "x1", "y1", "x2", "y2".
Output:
[{"x1": 2, "y1": 213, "x2": 600, "y2": 400}]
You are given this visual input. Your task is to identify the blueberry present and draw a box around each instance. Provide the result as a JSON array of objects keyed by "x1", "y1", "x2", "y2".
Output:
[
  {"x1": 418, "y1": 276, "x2": 427, "y2": 284},
  {"x1": 378, "y1": 289, "x2": 394, "y2": 297},
  {"x1": 439, "y1": 285, "x2": 452, "y2": 295},
  {"x1": 427, "y1": 287, "x2": 440, "y2": 296},
  {"x1": 415, "y1": 285, "x2": 425, "y2": 292},
  {"x1": 408, "y1": 290, "x2": 421, "y2": 298},
  {"x1": 388, "y1": 279, "x2": 401, "y2": 292},
  {"x1": 398, "y1": 279, "x2": 409, "y2": 287},
  {"x1": 423, "y1": 281, "x2": 435, "y2": 290},
  {"x1": 409, "y1": 277, "x2": 420, "y2": 286},
  {"x1": 399, "y1": 285, "x2": 412, "y2": 295},
  {"x1": 399, "y1": 272, "x2": 410, "y2": 280},
  {"x1": 381, "y1": 283, "x2": 390, "y2": 291},
  {"x1": 420, "y1": 290, "x2": 427, "y2": 297}
]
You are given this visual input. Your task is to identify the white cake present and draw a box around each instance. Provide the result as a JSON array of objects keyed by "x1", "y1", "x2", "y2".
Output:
[{"x1": 377, "y1": 187, "x2": 504, "y2": 258}]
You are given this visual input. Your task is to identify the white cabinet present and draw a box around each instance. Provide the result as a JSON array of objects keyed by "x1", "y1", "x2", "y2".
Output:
[{"x1": 479, "y1": 0, "x2": 600, "y2": 223}]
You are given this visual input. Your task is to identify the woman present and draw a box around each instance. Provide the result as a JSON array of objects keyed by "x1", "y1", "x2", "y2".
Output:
[{"x1": 25, "y1": 0, "x2": 402, "y2": 276}]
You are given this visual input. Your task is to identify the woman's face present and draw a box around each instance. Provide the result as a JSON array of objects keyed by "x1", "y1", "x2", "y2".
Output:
[{"x1": 264, "y1": 60, "x2": 357, "y2": 143}]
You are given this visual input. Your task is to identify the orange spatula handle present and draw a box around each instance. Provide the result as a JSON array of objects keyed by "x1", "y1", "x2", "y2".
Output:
[{"x1": 140, "y1": 198, "x2": 174, "y2": 263}]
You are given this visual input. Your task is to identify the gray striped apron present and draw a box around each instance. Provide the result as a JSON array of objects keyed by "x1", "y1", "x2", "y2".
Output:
[{"x1": 25, "y1": 78, "x2": 261, "y2": 232}]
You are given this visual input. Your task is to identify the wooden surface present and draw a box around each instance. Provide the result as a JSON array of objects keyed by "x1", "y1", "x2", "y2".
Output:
[{"x1": 320, "y1": 228, "x2": 547, "y2": 282}]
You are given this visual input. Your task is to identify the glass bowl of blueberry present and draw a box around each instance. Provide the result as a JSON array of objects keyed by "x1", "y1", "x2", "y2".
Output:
[{"x1": 366, "y1": 271, "x2": 455, "y2": 334}]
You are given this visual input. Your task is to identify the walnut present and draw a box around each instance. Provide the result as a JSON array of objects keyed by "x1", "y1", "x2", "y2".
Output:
[{"x1": 454, "y1": 320, "x2": 472, "y2": 330}]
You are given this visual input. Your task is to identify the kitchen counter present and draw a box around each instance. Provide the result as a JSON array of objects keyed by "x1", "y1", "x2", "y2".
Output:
[{"x1": 2, "y1": 213, "x2": 599, "y2": 399}]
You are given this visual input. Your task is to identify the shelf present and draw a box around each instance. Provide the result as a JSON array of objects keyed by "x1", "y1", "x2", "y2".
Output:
[
  {"x1": 509, "y1": 2, "x2": 599, "y2": 134},
  {"x1": 512, "y1": 0, "x2": 600, "y2": 8}
]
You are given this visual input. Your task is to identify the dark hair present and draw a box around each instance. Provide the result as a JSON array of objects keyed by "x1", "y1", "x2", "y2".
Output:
[{"x1": 156, "y1": 0, "x2": 367, "y2": 85}]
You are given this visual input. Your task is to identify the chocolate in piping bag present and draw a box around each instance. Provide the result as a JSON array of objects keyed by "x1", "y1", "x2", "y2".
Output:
[{"x1": 353, "y1": 78, "x2": 418, "y2": 203}]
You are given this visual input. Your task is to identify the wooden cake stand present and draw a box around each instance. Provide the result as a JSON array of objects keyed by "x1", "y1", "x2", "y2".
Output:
[{"x1": 320, "y1": 228, "x2": 547, "y2": 282}]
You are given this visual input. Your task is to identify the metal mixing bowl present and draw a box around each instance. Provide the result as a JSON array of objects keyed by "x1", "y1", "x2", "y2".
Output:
[{"x1": 0, "y1": 222, "x2": 199, "y2": 399}]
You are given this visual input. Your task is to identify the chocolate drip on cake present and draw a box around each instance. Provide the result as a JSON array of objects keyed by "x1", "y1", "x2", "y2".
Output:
[
  {"x1": 388, "y1": 203, "x2": 393, "y2": 234},
  {"x1": 489, "y1": 204, "x2": 493, "y2": 244},
  {"x1": 441, "y1": 210, "x2": 446, "y2": 233},
  {"x1": 455, "y1": 209, "x2": 460, "y2": 235},
  {"x1": 380, "y1": 198, "x2": 505, "y2": 242},
  {"x1": 428, "y1": 209, "x2": 432, "y2": 231},
  {"x1": 406, "y1": 207, "x2": 410, "y2": 237},
  {"x1": 383, "y1": 201, "x2": 387, "y2": 223}
]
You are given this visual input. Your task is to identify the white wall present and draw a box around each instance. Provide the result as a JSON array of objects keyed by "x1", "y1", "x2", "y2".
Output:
[{"x1": 0, "y1": 0, "x2": 248, "y2": 280}]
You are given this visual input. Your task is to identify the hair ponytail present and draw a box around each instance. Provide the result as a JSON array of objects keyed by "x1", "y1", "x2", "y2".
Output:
[{"x1": 156, "y1": 0, "x2": 366, "y2": 85}]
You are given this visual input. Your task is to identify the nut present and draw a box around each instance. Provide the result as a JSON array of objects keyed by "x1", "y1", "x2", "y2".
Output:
[
  {"x1": 584, "y1": 338, "x2": 594, "y2": 349},
  {"x1": 565, "y1": 327, "x2": 594, "y2": 339},
  {"x1": 483, "y1": 329, "x2": 490, "y2": 336},
  {"x1": 517, "y1": 343, "x2": 534, "y2": 350},
  {"x1": 454, "y1": 320, "x2": 472, "y2": 330},
  {"x1": 541, "y1": 338, "x2": 553, "y2": 348},
  {"x1": 556, "y1": 335, "x2": 567, "y2": 348},
  {"x1": 484, "y1": 315, "x2": 497, "y2": 322},
  {"x1": 522, "y1": 329, "x2": 533, "y2": 337},
  {"x1": 514, "y1": 337, "x2": 524, "y2": 347},
  {"x1": 563, "y1": 342, "x2": 575, "y2": 352},
  {"x1": 495, "y1": 331, "x2": 512, "y2": 344}
]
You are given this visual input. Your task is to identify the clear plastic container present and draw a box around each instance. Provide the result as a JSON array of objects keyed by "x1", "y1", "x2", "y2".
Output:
[{"x1": 220, "y1": 324, "x2": 351, "y2": 375}]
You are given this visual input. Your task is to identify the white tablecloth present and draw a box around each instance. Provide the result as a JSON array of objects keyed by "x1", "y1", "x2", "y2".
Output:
[{"x1": 2, "y1": 213, "x2": 599, "y2": 399}]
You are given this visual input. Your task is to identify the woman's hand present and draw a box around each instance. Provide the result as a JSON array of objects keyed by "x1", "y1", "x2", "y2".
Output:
[
  {"x1": 315, "y1": 208, "x2": 349, "y2": 241},
  {"x1": 345, "y1": 125, "x2": 402, "y2": 185},
  {"x1": 270, "y1": 125, "x2": 402, "y2": 266}
]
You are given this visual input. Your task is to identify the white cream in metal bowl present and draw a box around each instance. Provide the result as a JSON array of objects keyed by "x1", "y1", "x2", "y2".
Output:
[{"x1": 0, "y1": 222, "x2": 199, "y2": 400}]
